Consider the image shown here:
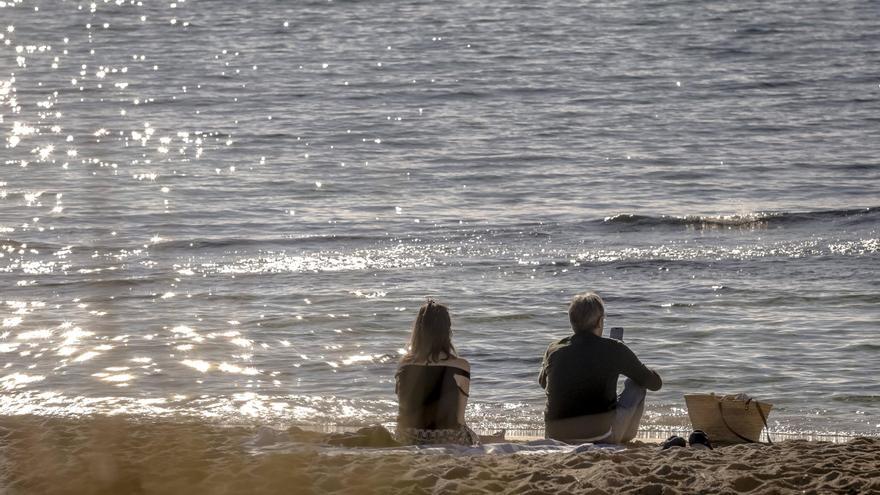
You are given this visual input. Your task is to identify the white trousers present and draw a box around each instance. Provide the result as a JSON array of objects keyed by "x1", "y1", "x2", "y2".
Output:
[{"x1": 608, "y1": 377, "x2": 647, "y2": 444}]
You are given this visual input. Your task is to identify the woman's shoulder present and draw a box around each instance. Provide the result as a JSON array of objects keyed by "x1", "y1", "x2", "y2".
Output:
[{"x1": 398, "y1": 355, "x2": 470, "y2": 372}]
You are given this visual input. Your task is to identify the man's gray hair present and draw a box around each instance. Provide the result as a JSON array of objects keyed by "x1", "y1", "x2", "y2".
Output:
[{"x1": 569, "y1": 292, "x2": 605, "y2": 335}]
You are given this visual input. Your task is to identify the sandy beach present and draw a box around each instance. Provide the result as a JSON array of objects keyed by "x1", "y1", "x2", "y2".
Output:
[{"x1": 2, "y1": 416, "x2": 877, "y2": 494}]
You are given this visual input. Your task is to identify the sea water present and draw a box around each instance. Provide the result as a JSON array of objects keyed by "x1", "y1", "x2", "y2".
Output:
[{"x1": 1, "y1": 0, "x2": 878, "y2": 439}]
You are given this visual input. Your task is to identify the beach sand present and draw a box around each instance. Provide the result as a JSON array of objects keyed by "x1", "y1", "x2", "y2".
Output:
[{"x1": 1, "y1": 416, "x2": 877, "y2": 494}]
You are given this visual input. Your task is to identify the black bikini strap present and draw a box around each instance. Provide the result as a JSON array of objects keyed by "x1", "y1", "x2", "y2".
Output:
[
  {"x1": 448, "y1": 367, "x2": 470, "y2": 396},
  {"x1": 449, "y1": 367, "x2": 471, "y2": 380}
]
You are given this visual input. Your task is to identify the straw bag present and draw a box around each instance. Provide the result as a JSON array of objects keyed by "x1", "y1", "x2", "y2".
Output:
[{"x1": 684, "y1": 393, "x2": 773, "y2": 444}]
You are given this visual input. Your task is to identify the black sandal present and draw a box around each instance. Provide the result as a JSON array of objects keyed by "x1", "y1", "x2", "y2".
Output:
[
  {"x1": 660, "y1": 435, "x2": 687, "y2": 450},
  {"x1": 688, "y1": 430, "x2": 714, "y2": 450}
]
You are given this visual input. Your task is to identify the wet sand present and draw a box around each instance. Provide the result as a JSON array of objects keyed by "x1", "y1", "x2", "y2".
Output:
[{"x1": 1, "y1": 416, "x2": 877, "y2": 494}]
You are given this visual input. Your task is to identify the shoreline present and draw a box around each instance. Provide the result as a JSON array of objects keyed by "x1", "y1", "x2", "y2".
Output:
[
  {"x1": 501, "y1": 429, "x2": 862, "y2": 445},
  {"x1": 304, "y1": 423, "x2": 864, "y2": 445}
]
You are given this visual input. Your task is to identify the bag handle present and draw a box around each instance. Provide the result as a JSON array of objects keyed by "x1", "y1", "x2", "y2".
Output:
[
  {"x1": 755, "y1": 400, "x2": 773, "y2": 444},
  {"x1": 717, "y1": 398, "x2": 773, "y2": 444}
]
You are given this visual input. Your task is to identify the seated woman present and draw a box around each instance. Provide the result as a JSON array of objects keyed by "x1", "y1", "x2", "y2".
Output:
[{"x1": 395, "y1": 299, "x2": 478, "y2": 446}]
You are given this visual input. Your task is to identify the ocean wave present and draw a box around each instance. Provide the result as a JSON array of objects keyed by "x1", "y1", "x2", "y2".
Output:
[
  {"x1": 196, "y1": 245, "x2": 436, "y2": 275},
  {"x1": 0, "y1": 392, "x2": 397, "y2": 426},
  {"x1": 0, "y1": 240, "x2": 65, "y2": 251},
  {"x1": 0, "y1": 234, "x2": 388, "y2": 256},
  {"x1": 571, "y1": 238, "x2": 879, "y2": 264},
  {"x1": 3, "y1": 237, "x2": 876, "y2": 281},
  {"x1": 831, "y1": 394, "x2": 880, "y2": 403},
  {"x1": 149, "y1": 234, "x2": 384, "y2": 251},
  {"x1": 601, "y1": 207, "x2": 878, "y2": 229}
]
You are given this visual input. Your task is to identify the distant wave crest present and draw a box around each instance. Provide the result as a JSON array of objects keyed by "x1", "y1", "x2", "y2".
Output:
[{"x1": 602, "y1": 207, "x2": 878, "y2": 228}]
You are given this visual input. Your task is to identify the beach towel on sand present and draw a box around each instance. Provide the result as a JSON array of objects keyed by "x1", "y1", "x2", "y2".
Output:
[{"x1": 246, "y1": 426, "x2": 624, "y2": 456}]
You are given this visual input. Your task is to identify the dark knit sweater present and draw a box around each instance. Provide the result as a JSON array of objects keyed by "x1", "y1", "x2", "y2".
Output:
[{"x1": 539, "y1": 332, "x2": 662, "y2": 421}]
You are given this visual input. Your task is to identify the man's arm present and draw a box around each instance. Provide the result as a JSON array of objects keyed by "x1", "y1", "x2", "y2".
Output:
[
  {"x1": 618, "y1": 343, "x2": 662, "y2": 391},
  {"x1": 538, "y1": 345, "x2": 551, "y2": 389}
]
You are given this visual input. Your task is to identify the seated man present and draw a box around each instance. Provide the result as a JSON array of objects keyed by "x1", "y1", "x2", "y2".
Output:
[{"x1": 539, "y1": 292, "x2": 662, "y2": 444}]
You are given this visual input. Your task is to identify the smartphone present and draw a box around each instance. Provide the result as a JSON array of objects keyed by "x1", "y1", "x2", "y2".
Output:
[{"x1": 609, "y1": 327, "x2": 624, "y2": 341}]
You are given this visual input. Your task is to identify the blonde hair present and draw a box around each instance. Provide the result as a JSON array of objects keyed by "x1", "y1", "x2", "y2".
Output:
[
  {"x1": 569, "y1": 292, "x2": 605, "y2": 335},
  {"x1": 403, "y1": 299, "x2": 456, "y2": 363}
]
